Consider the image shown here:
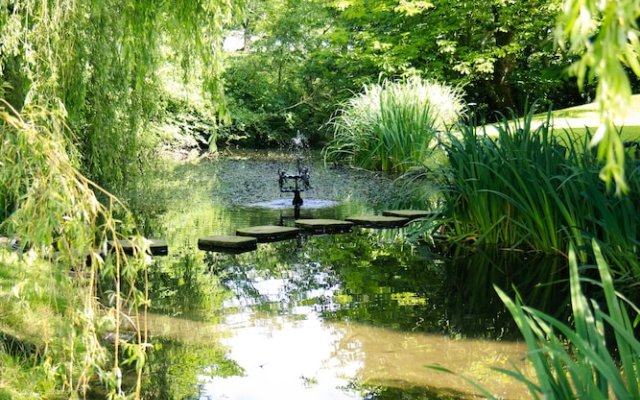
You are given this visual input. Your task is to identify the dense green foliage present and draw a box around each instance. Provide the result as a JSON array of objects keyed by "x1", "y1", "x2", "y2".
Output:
[
  {"x1": 2, "y1": 0, "x2": 640, "y2": 397},
  {"x1": 222, "y1": 0, "x2": 590, "y2": 146},
  {"x1": 558, "y1": 0, "x2": 640, "y2": 193},
  {"x1": 0, "y1": 106, "x2": 151, "y2": 398},
  {"x1": 324, "y1": 77, "x2": 464, "y2": 173},
  {"x1": 437, "y1": 107, "x2": 639, "y2": 269},
  {"x1": 0, "y1": 1, "x2": 242, "y2": 398},
  {"x1": 0, "y1": 0, "x2": 240, "y2": 189}
]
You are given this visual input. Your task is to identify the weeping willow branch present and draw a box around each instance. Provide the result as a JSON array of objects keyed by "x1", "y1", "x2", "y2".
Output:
[
  {"x1": 0, "y1": 103, "x2": 148, "y2": 397},
  {"x1": 557, "y1": 0, "x2": 640, "y2": 194},
  {"x1": 0, "y1": 0, "x2": 242, "y2": 189}
]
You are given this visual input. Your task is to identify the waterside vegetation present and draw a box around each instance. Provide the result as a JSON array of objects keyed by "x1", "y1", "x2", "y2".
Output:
[
  {"x1": 324, "y1": 78, "x2": 464, "y2": 174},
  {"x1": 2, "y1": 0, "x2": 640, "y2": 398},
  {"x1": 0, "y1": 106, "x2": 150, "y2": 398},
  {"x1": 438, "y1": 107, "x2": 639, "y2": 266}
]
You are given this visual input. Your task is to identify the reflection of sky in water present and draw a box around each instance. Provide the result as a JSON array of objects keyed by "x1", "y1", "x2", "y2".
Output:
[
  {"x1": 199, "y1": 309, "x2": 362, "y2": 400},
  {"x1": 222, "y1": 268, "x2": 338, "y2": 310},
  {"x1": 140, "y1": 156, "x2": 552, "y2": 399},
  {"x1": 197, "y1": 273, "x2": 531, "y2": 400}
]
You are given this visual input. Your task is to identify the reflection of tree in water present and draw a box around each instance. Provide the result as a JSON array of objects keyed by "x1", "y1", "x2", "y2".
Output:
[
  {"x1": 349, "y1": 381, "x2": 473, "y2": 400},
  {"x1": 191, "y1": 229, "x2": 568, "y2": 340},
  {"x1": 203, "y1": 240, "x2": 340, "y2": 314},
  {"x1": 306, "y1": 233, "x2": 569, "y2": 339},
  {"x1": 146, "y1": 252, "x2": 230, "y2": 322},
  {"x1": 441, "y1": 246, "x2": 569, "y2": 339},
  {"x1": 309, "y1": 232, "x2": 449, "y2": 333},
  {"x1": 141, "y1": 337, "x2": 243, "y2": 400}
]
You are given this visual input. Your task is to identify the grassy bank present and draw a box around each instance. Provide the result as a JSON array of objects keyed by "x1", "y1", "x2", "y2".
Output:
[{"x1": 482, "y1": 95, "x2": 640, "y2": 141}]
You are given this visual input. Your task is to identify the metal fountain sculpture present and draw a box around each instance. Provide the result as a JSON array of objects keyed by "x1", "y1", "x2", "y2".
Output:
[{"x1": 278, "y1": 133, "x2": 311, "y2": 219}]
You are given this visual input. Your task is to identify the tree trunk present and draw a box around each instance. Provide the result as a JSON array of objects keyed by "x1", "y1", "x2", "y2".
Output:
[{"x1": 490, "y1": 5, "x2": 516, "y2": 111}]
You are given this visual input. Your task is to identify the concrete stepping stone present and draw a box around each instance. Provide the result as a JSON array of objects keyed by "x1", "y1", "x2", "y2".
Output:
[
  {"x1": 236, "y1": 225, "x2": 300, "y2": 243},
  {"x1": 108, "y1": 239, "x2": 168, "y2": 256},
  {"x1": 382, "y1": 209, "x2": 439, "y2": 220},
  {"x1": 294, "y1": 219, "x2": 353, "y2": 234},
  {"x1": 345, "y1": 215, "x2": 409, "y2": 229},
  {"x1": 198, "y1": 235, "x2": 257, "y2": 254}
]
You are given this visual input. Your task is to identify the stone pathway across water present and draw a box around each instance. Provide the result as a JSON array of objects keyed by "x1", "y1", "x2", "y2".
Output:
[
  {"x1": 1, "y1": 210, "x2": 438, "y2": 258},
  {"x1": 194, "y1": 209, "x2": 436, "y2": 255}
]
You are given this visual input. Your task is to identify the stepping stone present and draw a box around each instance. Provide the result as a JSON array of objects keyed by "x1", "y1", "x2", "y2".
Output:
[
  {"x1": 345, "y1": 215, "x2": 409, "y2": 229},
  {"x1": 382, "y1": 209, "x2": 439, "y2": 220},
  {"x1": 236, "y1": 225, "x2": 300, "y2": 243},
  {"x1": 108, "y1": 239, "x2": 168, "y2": 256},
  {"x1": 198, "y1": 235, "x2": 257, "y2": 254},
  {"x1": 147, "y1": 239, "x2": 168, "y2": 256},
  {"x1": 294, "y1": 219, "x2": 353, "y2": 234}
]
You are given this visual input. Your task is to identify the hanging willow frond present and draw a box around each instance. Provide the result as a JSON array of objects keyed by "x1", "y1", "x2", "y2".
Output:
[{"x1": 557, "y1": 0, "x2": 640, "y2": 194}]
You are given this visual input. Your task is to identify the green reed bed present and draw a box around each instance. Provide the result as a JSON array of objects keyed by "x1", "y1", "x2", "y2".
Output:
[
  {"x1": 495, "y1": 242, "x2": 640, "y2": 400},
  {"x1": 432, "y1": 242, "x2": 640, "y2": 400},
  {"x1": 438, "y1": 107, "x2": 639, "y2": 269},
  {"x1": 324, "y1": 77, "x2": 465, "y2": 174}
]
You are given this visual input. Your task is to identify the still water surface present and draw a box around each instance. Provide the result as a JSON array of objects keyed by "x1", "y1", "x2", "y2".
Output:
[{"x1": 135, "y1": 152, "x2": 567, "y2": 399}]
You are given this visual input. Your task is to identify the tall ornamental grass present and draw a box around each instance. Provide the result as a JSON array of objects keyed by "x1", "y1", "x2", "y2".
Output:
[
  {"x1": 438, "y1": 106, "x2": 639, "y2": 272},
  {"x1": 324, "y1": 78, "x2": 465, "y2": 174}
]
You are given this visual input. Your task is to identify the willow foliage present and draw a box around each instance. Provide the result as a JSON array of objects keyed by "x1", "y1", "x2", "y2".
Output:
[
  {"x1": 0, "y1": 0, "x2": 241, "y2": 188},
  {"x1": 0, "y1": 0, "x2": 242, "y2": 398},
  {"x1": 0, "y1": 103, "x2": 150, "y2": 398},
  {"x1": 558, "y1": 0, "x2": 640, "y2": 194}
]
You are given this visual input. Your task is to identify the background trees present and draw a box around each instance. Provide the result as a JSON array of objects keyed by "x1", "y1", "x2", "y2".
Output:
[{"x1": 223, "y1": 0, "x2": 587, "y2": 146}]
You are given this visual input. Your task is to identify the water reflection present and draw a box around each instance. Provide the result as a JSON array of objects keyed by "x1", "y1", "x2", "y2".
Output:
[
  {"x1": 200, "y1": 311, "x2": 362, "y2": 400},
  {"x1": 128, "y1": 153, "x2": 570, "y2": 399},
  {"x1": 196, "y1": 233, "x2": 565, "y2": 398},
  {"x1": 142, "y1": 337, "x2": 243, "y2": 400}
]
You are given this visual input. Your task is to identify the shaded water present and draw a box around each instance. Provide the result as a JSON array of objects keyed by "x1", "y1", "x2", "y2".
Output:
[{"x1": 131, "y1": 151, "x2": 569, "y2": 399}]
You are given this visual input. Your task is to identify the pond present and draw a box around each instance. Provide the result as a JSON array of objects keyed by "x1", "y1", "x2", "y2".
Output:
[{"x1": 130, "y1": 151, "x2": 569, "y2": 399}]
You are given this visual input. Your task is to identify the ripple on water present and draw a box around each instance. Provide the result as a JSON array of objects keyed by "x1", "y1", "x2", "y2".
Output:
[{"x1": 248, "y1": 198, "x2": 339, "y2": 209}]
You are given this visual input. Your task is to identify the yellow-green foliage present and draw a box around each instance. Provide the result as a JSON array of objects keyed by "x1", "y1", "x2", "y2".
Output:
[
  {"x1": 0, "y1": 105, "x2": 149, "y2": 398},
  {"x1": 0, "y1": 0, "x2": 241, "y2": 189},
  {"x1": 0, "y1": 3, "x2": 243, "y2": 395},
  {"x1": 558, "y1": 0, "x2": 640, "y2": 193}
]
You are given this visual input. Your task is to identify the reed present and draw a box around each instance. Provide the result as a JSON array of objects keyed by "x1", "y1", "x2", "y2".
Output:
[
  {"x1": 430, "y1": 242, "x2": 640, "y2": 399},
  {"x1": 438, "y1": 105, "x2": 639, "y2": 269},
  {"x1": 324, "y1": 77, "x2": 465, "y2": 174},
  {"x1": 494, "y1": 242, "x2": 640, "y2": 399}
]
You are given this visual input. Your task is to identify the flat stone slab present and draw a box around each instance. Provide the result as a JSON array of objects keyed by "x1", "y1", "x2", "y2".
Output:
[
  {"x1": 198, "y1": 235, "x2": 257, "y2": 254},
  {"x1": 236, "y1": 225, "x2": 300, "y2": 243},
  {"x1": 294, "y1": 219, "x2": 353, "y2": 234},
  {"x1": 108, "y1": 239, "x2": 168, "y2": 256},
  {"x1": 382, "y1": 209, "x2": 439, "y2": 220},
  {"x1": 345, "y1": 215, "x2": 409, "y2": 228}
]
